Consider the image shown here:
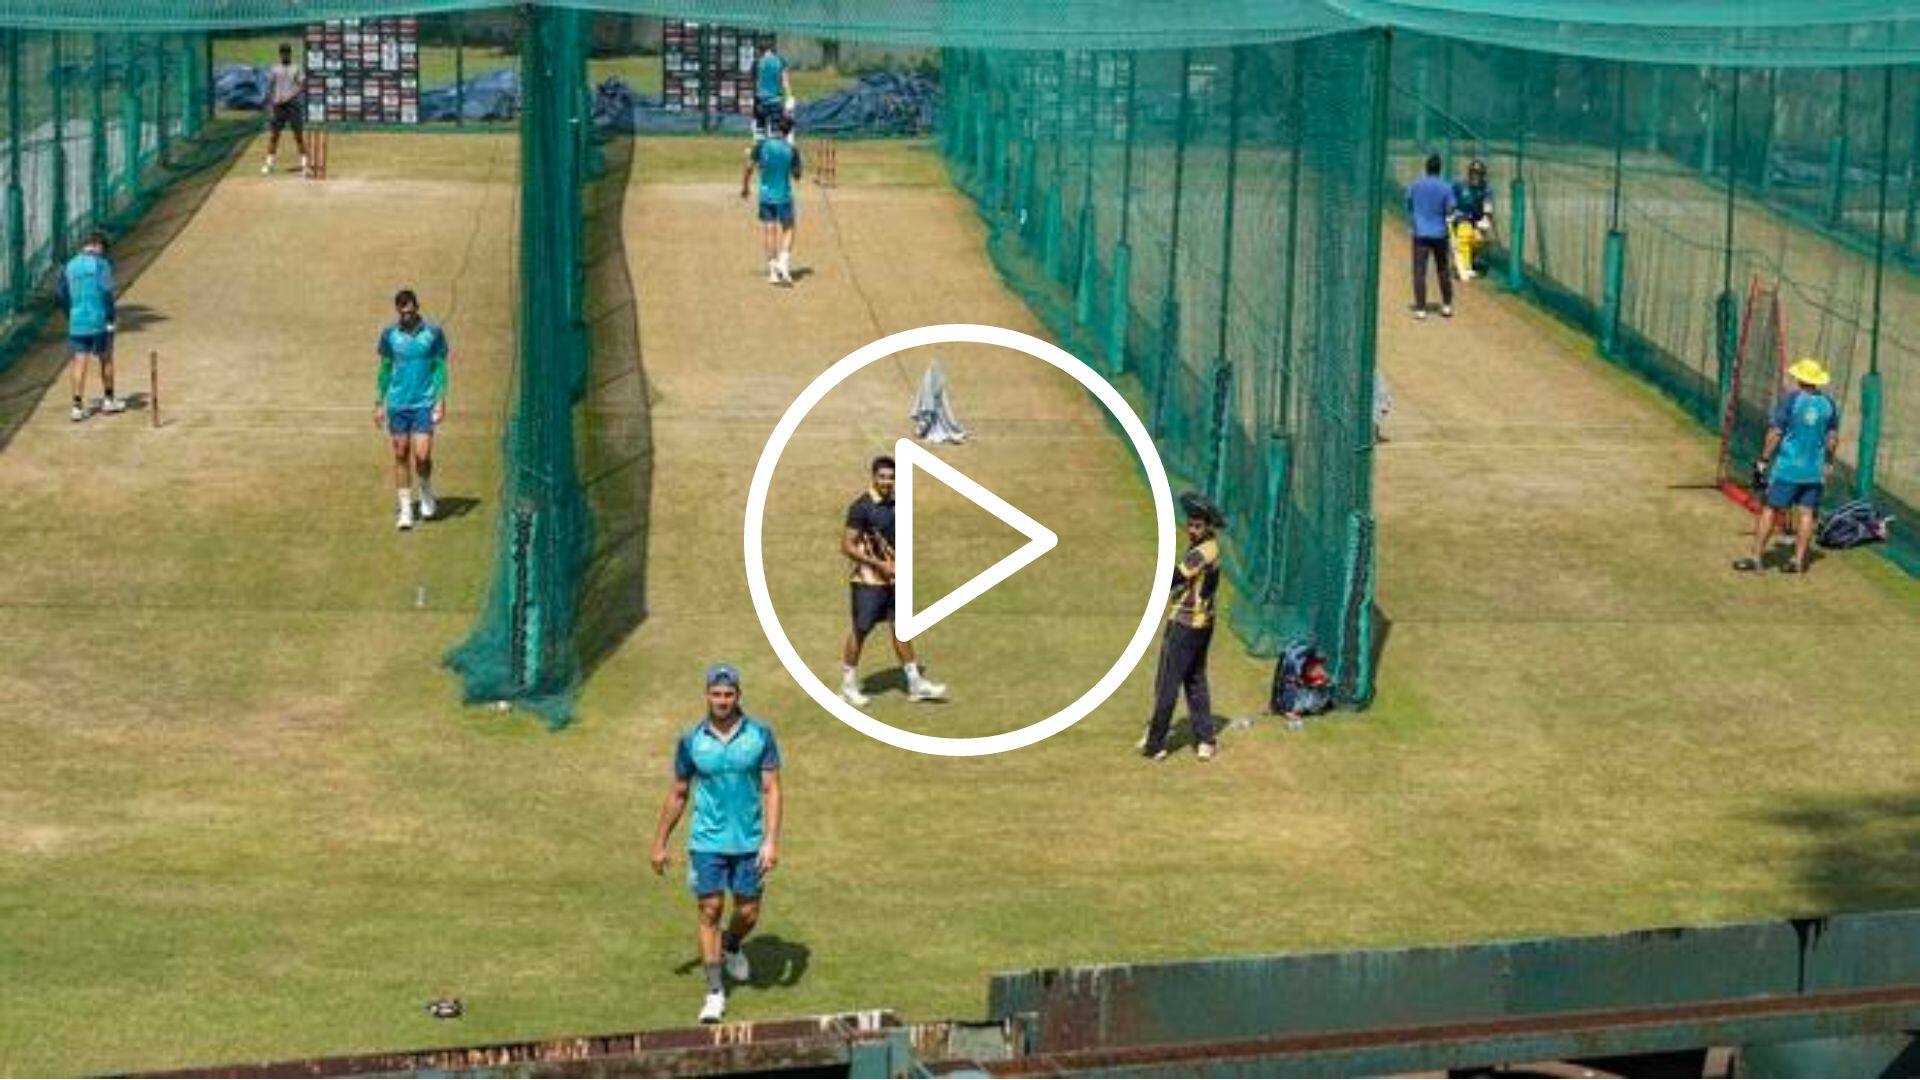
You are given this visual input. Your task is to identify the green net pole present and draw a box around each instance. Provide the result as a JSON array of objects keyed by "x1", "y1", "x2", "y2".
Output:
[
  {"x1": 51, "y1": 34, "x2": 68, "y2": 265},
  {"x1": 1153, "y1": 47, "x2": 1192, "y2": 437},
  {"x1": 1505, "y1": 57, "x2": 1528, "y2": 292},
  {"x1": 1206, "y1": 46, "x2": 1243, "y2": 502},
  {"x1": 1274, "y1": 40, "x2": 1304, "y2": 434},
  {"x1": 1759, "y1": 68, "x2": 1777, "y2": 196},
  {"x1": 1042, "y1": 52, "x2": 1065, "y2": 281},
  {"x1": 1907, "y1": 69, "x2": 1920, "y2": 261},
  {"x1": 1645, "y1": 66, "x2": 1662, "y2": 153},
  {"x1": 1440, "y1": 39, "x2": 1453, "y2": 175},
  {"x1": 89, "y1": 35, "x2": 105, "y2": 225},
  {"x1": 1828, "y1": 69, "x2": 1851, "y2": 228},
  {"x1": 1601, "y1": 61, "x2": 1626, "y2": 359},
  {"x1": 1856, "y1": 64, "x2": 1893, "y2": 500},
  {"x1": 1343, "y1": 27, "x2": 1393, "y2": 708},
  {"x1": 1259, "y1": 41, "x2": 1307, "y2": 603},
  {"x1": 454, "y1": 11, "x2": 465, "y2": 126},
  {"x1": 203, "y1": 34, "x2": 214, "y2": 126},
  {"x1": 1107, "y1": 54, "x2": 1134, "y2": 373},
  {"x1": 1715, "y1": 70, "x2": 1741, "y2": 417},
  {"x1": 121, "y1": 45, "x2": 141, "y2": 197},
  {"x1": 156, "y1": 38, "x2": 170, "y2": 167},
  {"x1": 1701, "y1": 75, "x2": 1719, "y2": 178},
  {"x1": 6, "y1": 30, "x2": 23, "y2": 314},
  {"x1": 1074, "y1": 55, "x2": 1098, "y2": 327}
]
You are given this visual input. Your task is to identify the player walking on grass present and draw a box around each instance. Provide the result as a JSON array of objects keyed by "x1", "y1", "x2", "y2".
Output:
[
  {"x1": 373, "y1": 289, "x2": 449, "y2": 531},
  {"x1": 1140, "y1": 492, "x2": 1225, "y2": 762},
  {"x1": 1734, "y1": 358, "x2": 1839, "y2": 575},
  {"x1": 1406, "y1": 153, "x2": 1455, "y2": 319},
  {"x1": 58, "y1": 231, "x2": 123, "y2": 422},
  {"x1": 649, "y1": 663, "x2": 783, "y2": 1025},
  {"x1": 742, "y1": 114, "x2": 802, "y2": 285},
  {"x1": 262, "y1": 43, "x2": 309, "y2": 176},
  {"x1": 840, "y1": 454, "x2": 949, "y2": 706}
]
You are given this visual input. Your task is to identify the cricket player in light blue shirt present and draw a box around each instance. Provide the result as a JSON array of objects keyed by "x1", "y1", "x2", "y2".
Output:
[
  {"x1": 741, "y1": 113, "x2": 803, "y2": 285},
  {"x1": 57, "y1": 231, "x2": 124, "y2": 422},
  {"x1": 650, "y1": 662, "x2": 784, "y2": 1024},
  {"x1": 1735, "y1": 358, "x2": 1840, "y2": 575},
  {"x1": 374, "y1": 288, "x2": 450, "y2": 530}
]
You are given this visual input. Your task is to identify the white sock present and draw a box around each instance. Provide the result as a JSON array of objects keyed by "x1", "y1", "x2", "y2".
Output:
[
  {"x1": 841, "y1": 665, "x2": 858, "y2": 687},
  {"x1": 266, "y1": 154, "x2": 276, "y2": 166},
  {"x1": 300, "y1": 153, "x2": 309, "y2": 166},
  {"x1": 397, "y1": 489, "x2": 412, "y2": 512},
  {"x1": 904, "y1": 662, "x2": 922, "y2": 683},
  {"x1": 418, "y1": 480, "x2": 434, "y2": 499}
]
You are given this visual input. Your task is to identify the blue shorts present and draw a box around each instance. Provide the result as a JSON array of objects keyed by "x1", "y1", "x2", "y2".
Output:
[
  {"x1": 69, "y1": 331, "x2": 111, "y2": 356},
  {"x1": 386, "y1": 405, "x2": 435, "y2": 437},
  {"x1": 1765, "y1": 479, "x2": 1822, "y2": 510},
  {"x1": 758, "y1": 200, "x2": 795, "y2": 228},
  {"x1": 688, "y1": 850, "x2": 762, "y2": 899}
]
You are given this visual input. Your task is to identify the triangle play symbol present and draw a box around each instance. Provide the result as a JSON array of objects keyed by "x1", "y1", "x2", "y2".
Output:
[{"x1": 893, "y1": 437, "x2": 1058, "y2": 642}]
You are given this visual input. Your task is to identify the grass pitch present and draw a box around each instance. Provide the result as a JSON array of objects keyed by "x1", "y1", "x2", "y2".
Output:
[{"x1": 2, "y1": 133, "x2": 1919, "y2": 1075}]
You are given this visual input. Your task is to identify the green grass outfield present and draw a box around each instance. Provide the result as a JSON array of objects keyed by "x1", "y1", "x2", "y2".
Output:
[{"x1": 2, "y1": 133, "x2": 1920, "y2": 1075}]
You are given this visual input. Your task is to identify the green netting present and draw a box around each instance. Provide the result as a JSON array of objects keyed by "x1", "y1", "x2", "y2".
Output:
[
  {"x1": 943, "y1": 34, "x2": 1387, "y2": 704},
  {"x1": 444, "y1": 5, "x2": 595, "y2": 725},
  {"x1": 19, "y1": 3, "x2": 1920, "y2": 721},
  {"x1": 1389, "y1": 31, "x2": 1920, "y2": 573},
  {"x1": 2, "y1": 28, "x2": 217, "y2": 349}
]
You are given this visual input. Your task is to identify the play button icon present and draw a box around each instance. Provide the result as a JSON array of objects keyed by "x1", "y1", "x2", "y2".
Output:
[
  {"x1": 744, "y1": 323, "x2": 1177, "y2": 757},
  {"x1": 892, "y1": 439, "x2": 1058, "y2": 642}
]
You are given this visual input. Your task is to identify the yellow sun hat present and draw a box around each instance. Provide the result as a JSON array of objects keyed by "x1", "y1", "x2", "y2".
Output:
[{"x1": 1787, "y1": 358, "x2": 1831, "y2": 387}]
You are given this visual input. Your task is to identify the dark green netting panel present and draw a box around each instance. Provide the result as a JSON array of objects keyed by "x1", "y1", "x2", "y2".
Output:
[
  {"x1": 944, "y1": 32, "x2": 1387, "y2": 704},
  {"x1": 2, "y1": 27, "x2": 225, "y2": 410},
  {"x1": 1389, "y1": 30, "x2": 1920, "y2": 572},
  {"x1": 444, "y1": 5, "x2": 597, "y2": 724},
  {"x1": 2, "y1": 30, "x2": 208, "y2": 322}
]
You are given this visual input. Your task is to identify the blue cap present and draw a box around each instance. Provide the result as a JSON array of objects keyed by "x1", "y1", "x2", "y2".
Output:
[{"x1": 705, "y1": 662, "x2": 741, "y2": 690}]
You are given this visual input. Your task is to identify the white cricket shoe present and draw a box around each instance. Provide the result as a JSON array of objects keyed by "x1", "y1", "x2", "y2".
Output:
[
  {"x1": 1196, "y1": 742, "x2": 1217, "y2": 762},
  {"x1": 1440, "y1": 304, "x2": 1454, "y2": 318},
  {"x1": 724, "y1": 949, "x2": 750, "y2": 984},
  {"x1": 69, "y1": 403, "x2": 87, "y2": 422},
  {"x1": 261, "y1": 158, "x2": 274, "y2": 174},
  {"x1": 767, "y1": 262, "x2": 781, "y2": 285},
  {"x1": 396, "y1": 505, "x2": 416, "y2": 531},
  {"x1": 840, "y1": 681, "x2": 870, "y2": 707},
  {"x1": 417, "y1": 487, "x2": 437, "y2": 521},
  {"x1": 697, "y1": 990, "x2": 726, "y2": 1024},
  {"x1": 99, "y1": 396, "x2": 127, "y2": 414},
  {"x1": 908, "y1": 678, "x2": 949, "y2": 702}
]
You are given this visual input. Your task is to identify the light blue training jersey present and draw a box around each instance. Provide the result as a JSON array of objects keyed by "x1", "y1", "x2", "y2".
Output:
[{"x1": 674, "y1": 716, "x2": 781, "y2": 855}]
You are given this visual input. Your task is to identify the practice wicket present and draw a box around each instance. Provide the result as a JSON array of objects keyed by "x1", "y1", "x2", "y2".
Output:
[
  {"x1": 813, "y1": 138, "x2": 837, "y2": 187},
  {"x1": 308, "y1": 127, "x2": 328, "y2": 180}
]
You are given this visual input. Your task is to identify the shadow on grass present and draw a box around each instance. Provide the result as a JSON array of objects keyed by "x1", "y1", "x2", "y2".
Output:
[
  {"x1": 575, "y1": 134, "x2": 654, "y2": 682},
  {"x1": 672, "y1": 934, "x2": 812, "y2": 991},
  {"x1": 0, "y1": 119, "x2": 255, "y2": 457},
  {"x1": 1760, "y1": 793, "x2": 1920, "y2": 912},
  {"x1": 428, "y1": 495, "x2": 483, "y2": 521}
]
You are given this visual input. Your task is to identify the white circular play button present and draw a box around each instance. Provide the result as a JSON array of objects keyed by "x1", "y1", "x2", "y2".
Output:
[{"x1": 742, "y1": 323, "x2": 1175, "y2": 757}]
